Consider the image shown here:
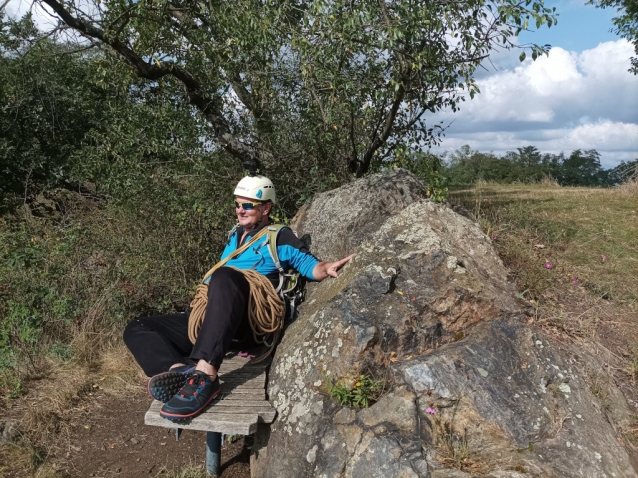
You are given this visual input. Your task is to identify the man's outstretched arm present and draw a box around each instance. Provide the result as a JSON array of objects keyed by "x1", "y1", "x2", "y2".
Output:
[{"x1": 312, "y1": 254, "x2": 356, "y2": 281}]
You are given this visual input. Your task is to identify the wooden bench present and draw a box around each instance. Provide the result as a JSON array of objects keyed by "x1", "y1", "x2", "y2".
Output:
[{"x1": 144, "y1": 355, "x2": 276, "y2": 476}]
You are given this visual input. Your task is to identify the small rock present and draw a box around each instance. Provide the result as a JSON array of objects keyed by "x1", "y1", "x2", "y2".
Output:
[
  {"x1": 0, "y1": 420, "x2": 20, "y2": 444},
  {"x1": 130, "y1": 437, "x2": 139, "y2": 445},
  {"x1": 306, "y1": 445, "x2": 318, "y2": 464},
  {"x1": 357, "y1": 387, "x2": 417, "y2": 433},
  {"x1": 333, "y1": 408, "x2": 356, "y2": 425}
]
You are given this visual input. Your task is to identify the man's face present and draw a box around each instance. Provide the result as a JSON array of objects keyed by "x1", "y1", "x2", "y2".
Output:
[{"x1": 235, "y1": 196, "x2": 270, "y2": 228}]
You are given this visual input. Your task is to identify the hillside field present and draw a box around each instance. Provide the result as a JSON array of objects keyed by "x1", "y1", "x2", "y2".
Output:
[{"x1": 1, "y1": 180, "x2": 637, "y2": 477}]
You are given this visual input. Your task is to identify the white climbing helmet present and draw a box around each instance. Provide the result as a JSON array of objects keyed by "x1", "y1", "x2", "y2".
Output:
[{"x1": 234, "y1": 175, "x2": 277, "y2": 203}]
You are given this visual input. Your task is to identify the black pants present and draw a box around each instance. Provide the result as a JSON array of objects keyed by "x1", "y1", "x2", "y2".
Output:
[{"x1": 123, "y1": 267, "x2": 258, "y2": 377}]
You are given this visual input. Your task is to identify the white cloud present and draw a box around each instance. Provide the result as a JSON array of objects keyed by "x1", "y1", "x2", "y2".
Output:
[
  {"x1": 5, "y1": 2, "x2": 636, "y2": 167},
  {"x1": 429, "y1": 40, "x2": 638, "y2": 168},
  {"x1": 4, "y1": 0, "x2": 59, "y2": 30},
  {"x1": 436, "y1": 121, "x2": 638, "y2": 163}
]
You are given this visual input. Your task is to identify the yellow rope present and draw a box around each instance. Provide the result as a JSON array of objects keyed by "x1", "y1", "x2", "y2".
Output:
[{"x1": 187, "y1": 228, "x2": 285, "y2": 362}]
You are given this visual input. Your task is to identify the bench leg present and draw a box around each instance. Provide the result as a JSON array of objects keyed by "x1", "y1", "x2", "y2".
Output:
[{"x1": 206, "y1": 431, "x2": 222, "y2": 477}]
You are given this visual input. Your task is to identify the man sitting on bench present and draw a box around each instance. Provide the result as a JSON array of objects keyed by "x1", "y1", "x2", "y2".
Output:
[{"x1": 123, "y1": 175, "x2": 354, "y2": 421}]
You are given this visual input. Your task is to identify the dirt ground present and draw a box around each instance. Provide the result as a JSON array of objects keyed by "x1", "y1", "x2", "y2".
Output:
[{"x1": 2, "y1": 380, "x2": 251, "y2": 478}]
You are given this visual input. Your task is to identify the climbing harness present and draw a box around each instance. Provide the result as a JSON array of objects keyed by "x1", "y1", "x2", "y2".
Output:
[
  {"x1": 265, "y1": 224, "x2": 307, "y2": 321},
  {"x1": 187, "y1": 224, "x2": 307, "y2": 362}
]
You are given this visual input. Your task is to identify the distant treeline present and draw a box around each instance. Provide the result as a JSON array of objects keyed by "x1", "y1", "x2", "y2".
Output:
[{"x1": 409, "y1": 146, "x2": 638, "y2": 187}]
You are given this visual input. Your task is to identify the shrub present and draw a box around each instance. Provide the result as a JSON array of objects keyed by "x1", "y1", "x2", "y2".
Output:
[{"x1": 0, "y1": 176, "x2": 236, "y2": 397}]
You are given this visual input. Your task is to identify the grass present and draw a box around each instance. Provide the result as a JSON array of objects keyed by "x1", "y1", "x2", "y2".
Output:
[
  {"x1": 428, "y1": 396, "x2": 493, "y2": 474},
  {"x1": 624, "y1": 414, "x2": 638, "y2": 448},
  {"x1": 450, "y1": 181, "x2": 638, "y2": 349},
  {"x1": 0, "y1": 342, "x2": 144, "y2": 478},
  {"x1": 452, "y1": 181, "x2": 638, "y2": 306},
  {"x1": 323, "y1": 373, "x2": 385, "y2": 408}
]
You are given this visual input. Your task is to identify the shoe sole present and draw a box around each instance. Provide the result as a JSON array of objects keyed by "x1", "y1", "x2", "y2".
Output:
[
  {"x1": 159, "y1": 388, "x2": 221, "y2": 422},
  {"x1": 147, "y1": 369, "x2": 193, "y2": 402}
]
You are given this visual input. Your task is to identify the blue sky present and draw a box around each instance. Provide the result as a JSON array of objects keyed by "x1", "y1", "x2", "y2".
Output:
[
  {"x1": 429, "y1": 0, "x2": 638, "y2": 168},
  {"x1": 519, "y1": 0, "x2": 619, "y2": 51},
  {"x1": 5, "y1": 0, "x2": 637, "y2": 168}
]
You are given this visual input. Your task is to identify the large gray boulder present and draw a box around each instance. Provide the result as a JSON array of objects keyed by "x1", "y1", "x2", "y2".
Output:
[{"x1": 252, "y1": 170, "x2": 636, "y2": 478}]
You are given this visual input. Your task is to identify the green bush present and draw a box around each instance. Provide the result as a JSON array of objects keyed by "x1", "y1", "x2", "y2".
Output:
[{"x1": 0, "y1": 176, "x2": 236, "y2": 387}]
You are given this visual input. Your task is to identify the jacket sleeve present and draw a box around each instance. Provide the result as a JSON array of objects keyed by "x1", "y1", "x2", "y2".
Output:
[{"x1": 275, "y1": 228, "x2": 321, "y2": 280}]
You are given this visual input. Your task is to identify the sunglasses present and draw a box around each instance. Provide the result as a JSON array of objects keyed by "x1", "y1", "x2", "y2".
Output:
[{"x1": 235, "y1": 201, "x2": 263, "y2": 210}]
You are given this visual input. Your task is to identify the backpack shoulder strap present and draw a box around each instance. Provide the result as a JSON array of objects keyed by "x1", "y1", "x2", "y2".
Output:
[
  {"x1": 203, "y1": 227, "x2": 268, "y2": 284},
  {"x1": 266, "y1": 224, "x2": 288, "y2": 273},
  {"x1": 226, "y1": 223, "x2": 240, "y2": 244}
]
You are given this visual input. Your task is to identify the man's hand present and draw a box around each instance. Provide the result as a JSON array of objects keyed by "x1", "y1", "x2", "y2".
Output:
[{"x1": 313, "y1": 254, "x2": 356, "y2": 281}]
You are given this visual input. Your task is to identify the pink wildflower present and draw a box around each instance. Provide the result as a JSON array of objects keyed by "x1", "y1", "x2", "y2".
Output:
[
  {"x1": 426, "y1": 407, "x2": 436, "y2": 415},
  {"x1": 571, "y1": 280, "x2": 578, "y2": 285},
  {"x1": 545, "y1": 263, "x2": 552, "y2": 269},
  {"x1": 492, "y1": 234, "x2": 498, "y2": 240},
  {"x1": 601, "y1": 254, "x2": 607, "y2": 262},
  {"x1": 483, "y1": 198, "x2": 489, "y2": 202}
]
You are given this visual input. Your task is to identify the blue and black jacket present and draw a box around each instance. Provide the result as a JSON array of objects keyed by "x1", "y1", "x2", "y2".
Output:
[{"x1": 218, "y1": 222, "x2": 321, "y2": 287}]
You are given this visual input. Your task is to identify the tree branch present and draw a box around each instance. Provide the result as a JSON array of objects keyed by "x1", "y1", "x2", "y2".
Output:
[
  {"x1": 351, "y1": 76, "x2": 407, "y2": 177},
  {"x1": 166, "y1": 9, "x2": 271, "y2": 128},
  {"x1": 39, "y1": 0, "x2": 261, "y2": 171}
]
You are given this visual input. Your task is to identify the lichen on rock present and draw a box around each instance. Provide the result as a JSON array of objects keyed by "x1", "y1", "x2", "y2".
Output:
[{"x1": 252, "y1": 170, "x2": 637, "y2": 478}]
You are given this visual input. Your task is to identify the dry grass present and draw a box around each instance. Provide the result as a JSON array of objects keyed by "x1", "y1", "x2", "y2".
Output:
[
  {"x1": 616, "y1": 178, "x2": 638, "y2": 197},
  {"x1": 155, "y1": 462, "x2": 208, "y2": 478},
  {"x1": 0, "y1": 280, "x2": 144, "y2": 476},
  {"x1": 623, "y1": 414, "x2": 638, "y2": 448},
  {"x1": 539, "y1": 176, "x2": 561, "y2": 187},
  {"x1": 1, "y1": 341, "x2": 144, "y2": 477},
  {"x1": 0, "y1": 435, "x2": 66, "y2": 478},
  {"x1": 453, "y1": 183, "x2": 638, "y2": 305}
]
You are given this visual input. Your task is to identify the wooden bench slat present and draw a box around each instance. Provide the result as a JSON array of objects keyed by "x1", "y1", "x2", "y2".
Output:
[
  {"x1": 146, "y1": 397, "x2": 276, "y2": 421},
  {"x1": 210, "y1": 400, "x2": 273, "y2": 408},
  {"x1": 220, "y1": 382, "x2": 266, "y2": 390},
  {"x1": 219, "y1": 362, "x2": 269, "y2": 372},
  {"x1": 219, "y1": 372, "x2": 267, "y2": 380},
  {"x1": 219, "y1": 388, "x2": 265, "y2": 396},
  {"x1": 220, "y1": 362, "x2": 268, "y2": 370},
  {"x1": 220, "y1": 382, "x2": 265, "y2": 389},
  {"x1": 145, "y1": 355, "x2": 275, "y2": 434},
  {"x1": 207, "y1": 405, "x2": 275, "y2": 413},
  {"x1": 207, "y1": 406, "x2": 275, "y2": 417},
  {"x1": 145, "y1": 410, "x2": 259, "y2": 435},
  {"x1": 199, "y1": 409, "x2": 276, "y2": 422},
  {"x1": 219, "y1": 392, "x2": 265, "y2": 399},
  {"x1": 220, "y1": 375, "x2": 266, "y2": 382},
  {"x1": 220, "y1": 368, "x2": 268, "y2": 374},
  {"x1": 219, "y1": 368, "x2": 268, "y2": 376}
]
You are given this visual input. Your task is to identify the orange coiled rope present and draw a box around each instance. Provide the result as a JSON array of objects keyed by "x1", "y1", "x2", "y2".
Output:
[{"x1": 187, "y1": 228, "x2": 285, "y2": 362}]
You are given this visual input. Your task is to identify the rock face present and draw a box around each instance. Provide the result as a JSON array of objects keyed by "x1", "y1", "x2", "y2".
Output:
[{"x1": 252, "y1": 170, "x2": 637, "y2": 478}]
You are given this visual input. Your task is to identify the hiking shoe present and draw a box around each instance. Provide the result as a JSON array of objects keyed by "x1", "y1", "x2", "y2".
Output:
[
  {"x1": 159, "y1": 371, "x2": 221, "y2": 421},
  {"x1": 148, "y1": 365, "x2": 196, "y2": 403}
]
